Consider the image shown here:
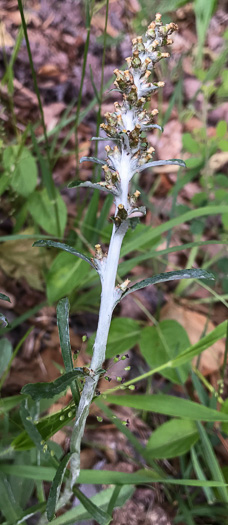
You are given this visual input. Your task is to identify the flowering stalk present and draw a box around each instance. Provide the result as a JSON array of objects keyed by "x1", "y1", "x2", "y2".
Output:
[{"x1": 69, "y1": 13, "x2": 180, "y2": 486}]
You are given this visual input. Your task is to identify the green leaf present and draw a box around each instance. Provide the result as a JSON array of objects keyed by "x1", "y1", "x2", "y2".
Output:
[
  {"x1": 33, "y1": 239, "x2": 96, "y2": 269},
  {"x1": 47, "y1": 453, "x2": 71, "y2": 521},
  {"x1": 121, "y1": 205, "x2": 228, "y2": 257},
  {"x1": 57, "y1": 298, "x2": 80, "y2": 405},
  {"x1": 48, "y1": 486, "x2": 134, "y2": 525},
  {"x1": 221, "y1": 399, "x2": 228, "y2": 435},
  {"x1": 182, "y1": 133, "x2": 199, "y2": 154},
  {"x1": 0, "y1": 394, "x2": 25, "y2": 413},
  {"x1": 73, "y1": 486, "x2": 112, "y2": 525},
  {"x1": 68, "y1": 180, "x2": 118, "y2": 195},
  {"x1": 20, "y1": 401, "x2": 52, "y2": 458},
  {"x1": 197, "y1": 422, "x2": 228, "y2": 503},
  {"x1": 105, "y1": 393, "x2": 228, "y2": 422},
  {"x1": 87, "y1": 318, "x2": 141, "y2": 358},
  {"x1": 11, "y1": 402, "x2": 75, "y2": 450},
  {"x1": 0, "y1": 293, "x2": 11, "y2": 302},
  {"x1": 146, "y1": 419, "x2": 199, "y2": 459},
  {"x1": 216, "y1": 120, "x2": 227, "y2": 138},
  {"x1": 140, "y1": 321, "x2": 190, "y2": 384},
  {"x1": 117, "y1": 269, "x2": 214, "y2": 305},
  {"x1": 80, "y1": 156, "x2": 106, "y2": 166},
  {"x1": 0, "y1": 472, "x2": 23, "y2": 523},
  {"x1": 0, "y1": 338, "x2": 13, "y2": 377},
  {"x1": 1, "y1": 465, "x2": 228, "y2": 489},
  {"x1": 27, "y1": 188, "x2": 67, "y2": 237},
  {"x1": 46, "y1": 252, "x2": 92, "y2": 304},
  {"x1": 21, "y1": 369, "x2": 88, "y2": 401},
  {"x1": 170, "y1": 320, "x2": 228, "y2": 368},
  {"x1": 138, "y1": 158, "x2": 186, "y2": 172},
  {"x1": 3, "y1": 145, "x2": 37, "y2": 197}
]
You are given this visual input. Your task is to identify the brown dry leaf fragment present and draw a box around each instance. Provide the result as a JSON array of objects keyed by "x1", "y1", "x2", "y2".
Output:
[
  {"x1": 0, "y1": 21, "x2": 15, "y2": 47},
  {"x1": 43, "y1": 102, "x2": 65, "y2": 132},
  {"x1": 0, "y1": 232, "x2": 51, "y2": 291},
  {"x1": 160, "y1": 301, "x2": 225, "y2": 376},
  {"x1": 208, "y1": 152, "x2": 228, "y2": 173},
  {"x1": 38, "y1": 63, "x2": 61, "y2": 78}
]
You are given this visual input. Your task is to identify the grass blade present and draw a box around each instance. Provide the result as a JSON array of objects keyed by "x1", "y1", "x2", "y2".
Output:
[{"x1": 57, "y1": 298, "x2": 80, "y2": 404}]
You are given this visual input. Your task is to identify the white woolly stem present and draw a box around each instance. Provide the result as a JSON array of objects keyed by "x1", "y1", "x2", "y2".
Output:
[{"x1": 70, "y1": 168, "x2": 129, "y2": 487}]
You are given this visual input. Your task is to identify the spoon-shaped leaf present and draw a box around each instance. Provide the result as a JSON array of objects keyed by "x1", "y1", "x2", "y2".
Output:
[
  {"x1": 21, "y1": 369, "x2": 89, "y2": 401},
  {"x1": 138, "y1": 158, "x2": 186, "y2": 172},
  {"x1": 0, "y1": 293, "x2": 11, "y2": 302},
  {"x1": 79, "y1": 156, "x2": 106, "y2": 166},
  {"x1": 116, "y1": 269, "x2": 214, "y2": 305},
  {"x1": 68, "y1": 180, "x2": 118, "y2": 195},
  {"x1": 33, "y1": 240, "x2": 97, "y2": 270}
]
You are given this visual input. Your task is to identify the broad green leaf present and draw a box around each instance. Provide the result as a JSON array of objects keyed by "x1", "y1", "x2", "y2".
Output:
[
  {"x1": 138, "y1": 158, "x2": 186, "y2": 172},
  {"x1": 105, "y1": 394, "x2": 228, "y2": 422},
  {"x1": 57, "y1": 298, "x2": 80, "y2": 404},
  {"x1": 0, "y1": 338, "x2": 13, "y2": 377},
  {"x1": 182, "y1": 133, "x2": 199, "y2": 154},
  {"x1": 216, "y1": 120, "x2": 227, "y2": 138},
  {"x1": 46, "y1": 252, "x2": 92, "y2": 303},
  {"x1": 117, "y1": 269, "x2": 214, "y2": 306},
  {"x1": 27, "y1": 188, "x2": 67, "y2": 237},
  {"x1": 33, "y1": 239, "x2": 96, "y2": 269},
  {"x1": 21, "y1": 368, "x2": 88, "y2": 401},
  {"x1": 146, "y1": 419, "x2": 199, "y2": 459},
  {"x1": 87, "y1": 318, "x2": 141, "y2": 358},
  {"x1": 47, "y1": 453, "x2": 71, "y2": 521},
  {"x1": 0, "y1": 293, "x2": 11, "y2": 302},
  {"x1": 140, "y1": 321, "x2": 190, "y2": 384},
  {"x1": 3, "y1": 145, "x2": 37, "y2": 197},
  {"x1": 12, "y1": 402, "x2": 76, "y2": 450},
  {"x1": 0, "y1": 472, "x2": 23, "y2": 523},
  {"x1": 68, "y1": 180, "x2": 118, "y2": 195},
  {"x1": 73, "y1": 486, "x2": 112, "y2": 525}
]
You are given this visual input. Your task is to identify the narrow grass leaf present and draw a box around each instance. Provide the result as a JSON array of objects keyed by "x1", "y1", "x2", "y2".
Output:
[
  {"x1": 197, "y1": 422, "x2": 228, "y2": 502},
  {"x1": 49, "y1": 486, "x2": 133, "y2": 525},
  {"x1": 105, "y1": 394, "x2": 228, "y2": 422},
  {"x1": 73, "y1": 486, "x2": 112, "y2": 525},
  {"x1": 21, "y1": 369, "x2": 87, "y2": 401},
  {"x1": 33, "y1": 240, "x2": 96, "y2": 270},
  {"x1": 191, "y1": 447, "x2": 215, "y2": 504},
  {"x1": 171, "y1": 321, "x2": 227, "y2": 367},
  {"x1": 0, "y1": 394, "x2": 26, "y2": 413},
  {"x1": 146, "y1": 419, "x2": 199, "y2": 459},
  {"x1": 0, "y1": 472, "x2": 23, "y2": 523},
  {"x1": 118, "y1": 269, "x2": 214, "y2": 304},
  {"x1": 57, "y1": 298, "x2": 80, "y2": 404},
  {"x1": 121, "y1": 205, "x2": 228, "y2": 257},
  {"x1": 47, "y1": 453, "x2": 71, "y2": 521}
]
